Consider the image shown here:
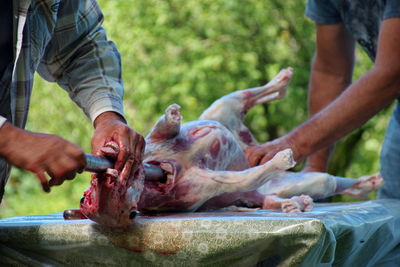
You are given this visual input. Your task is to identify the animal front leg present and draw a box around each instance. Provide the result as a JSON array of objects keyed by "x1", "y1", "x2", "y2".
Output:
[
  {"x1": 146, "y1": 104, "x2": 182, "y2": 142},
  {"x1": 207, "y1": 149, "x2": 295, "y2": 195}
]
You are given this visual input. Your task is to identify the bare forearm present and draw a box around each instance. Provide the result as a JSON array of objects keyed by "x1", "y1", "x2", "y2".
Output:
[
  {"x1": 289, "y1": 66, "x2": 400, "y2": 161},
  {"x1": 308, "y1": 70, "x2": 352, "y2": 113},
  {"x1": 0, "y1": 122, "x2": 19, "y2": 157},
  {"x1": 305, "y1": 63, "x2": 353, "y2": 171}
]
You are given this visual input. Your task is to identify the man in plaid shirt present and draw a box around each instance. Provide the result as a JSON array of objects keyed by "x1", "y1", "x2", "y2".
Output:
[{"x1": 0, "y1": 0, "x2": 145, "y2": 201}]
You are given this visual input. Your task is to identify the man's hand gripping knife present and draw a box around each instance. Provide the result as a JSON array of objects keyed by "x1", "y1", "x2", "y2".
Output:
[{"x1": 0, "y1": 121, "x2": 86, "y2": 192}]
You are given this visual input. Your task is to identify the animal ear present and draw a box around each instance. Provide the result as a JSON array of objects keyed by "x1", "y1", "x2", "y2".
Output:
[{"x1": 147, "y1": 104, "x2": 182, "y2": 142}]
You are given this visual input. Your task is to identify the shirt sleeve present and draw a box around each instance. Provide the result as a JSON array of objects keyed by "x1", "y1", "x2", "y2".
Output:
[
  {"x1": 36, "y1": 0, "x2": 125, "y2": 124},
  {"x1": 305, "y1": 0, "x2": 342, "y2": 24},
  {"x1": 384, "y1": 0, "x2": 400, "y2": 19},
  {"x1": 0, "y1": 115, "x2": 6, "y2": 128}
]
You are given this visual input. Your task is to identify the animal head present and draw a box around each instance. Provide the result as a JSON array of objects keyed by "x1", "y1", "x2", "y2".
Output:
[{"x1": 80, "y1": 142, "x2": 144, "y2": 227}]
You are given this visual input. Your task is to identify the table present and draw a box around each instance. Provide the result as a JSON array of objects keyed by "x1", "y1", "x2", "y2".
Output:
[{"x1": 1, "y1": 200, "x2": 400, "y2": 266}]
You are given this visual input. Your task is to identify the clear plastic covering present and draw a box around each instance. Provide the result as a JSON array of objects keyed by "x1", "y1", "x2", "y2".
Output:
[{"x1": 1, "y1": 200, "x2": 400, "y2": 266}]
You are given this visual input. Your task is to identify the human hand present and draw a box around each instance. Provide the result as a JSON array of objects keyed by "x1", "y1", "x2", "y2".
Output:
[
  {"x1": 0, "y1": 122, "x2": 85, "y2": 192},
  {"x1": 92, "y1": 112, "x2": 145, "y2": 179},
  {"x1": 245, "y1": 136, "x2": 300, "y2": 167}
]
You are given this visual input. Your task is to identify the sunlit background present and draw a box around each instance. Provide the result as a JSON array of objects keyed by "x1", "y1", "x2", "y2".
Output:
[{"x1": 0, "y1": 0, "x2": 391, "y2": 218}]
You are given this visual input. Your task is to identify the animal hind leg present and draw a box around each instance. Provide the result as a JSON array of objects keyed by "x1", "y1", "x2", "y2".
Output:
[
  {"x1": 199, "y1": 68, "x2": 293, "y2": 121},
  {"x1": 232, "y1": 172, "x2": 384, "y2": 212},
  {"x1": 229, "y1": 191, "x2": 313, "y2": 212},
  {"x1": 199, "y1": 68, "x2": 293, "y2": 148},
  {"x1": 257, "y1": 171, "x2": 384, "y2": 200},
  {"x1": 339, "y1": 173, "x2": 384, "y2": 199}
]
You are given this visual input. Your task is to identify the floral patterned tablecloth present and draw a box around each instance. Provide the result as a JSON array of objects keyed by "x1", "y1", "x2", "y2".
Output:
[{"x1": 1, "y1": 200, "x2": 400, "y2": 266}]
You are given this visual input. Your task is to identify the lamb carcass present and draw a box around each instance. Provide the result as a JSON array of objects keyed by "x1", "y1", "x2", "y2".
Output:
[{"x1": 77, "y1": 68, "x2": 383, "y2": 227}]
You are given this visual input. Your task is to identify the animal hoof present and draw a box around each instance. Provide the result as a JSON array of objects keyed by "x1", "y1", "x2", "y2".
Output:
[
  {"x1": 341, "y1": 173, "x2": 384, "y2": 199},
  {"x1": 281, "y1": 199, "x2": 301, "y2": 213},
  {"x1": 166, "y1": 104, "x2": 182, "y2": 123},
  {"x1": 272, "y1": 149, "x2": 296, "y2": 170},
  {"x1": 281, "y1": 194, "x2": 313, "y2": 213}
]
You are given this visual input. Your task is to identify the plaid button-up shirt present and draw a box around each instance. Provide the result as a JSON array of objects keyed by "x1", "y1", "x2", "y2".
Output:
[{"x1": 0, "y1": 0, "x2": 125, "y2": 201}]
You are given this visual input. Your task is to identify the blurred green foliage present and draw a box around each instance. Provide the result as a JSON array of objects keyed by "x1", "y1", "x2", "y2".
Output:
[{"x1": 0, "y1": 0, "x2": 391, "y2": 218}]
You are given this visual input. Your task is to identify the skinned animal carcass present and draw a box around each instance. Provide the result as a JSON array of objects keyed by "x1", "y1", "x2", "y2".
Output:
[{"x1": 78, "y1": 68, "x2": 383, "y2": 227}]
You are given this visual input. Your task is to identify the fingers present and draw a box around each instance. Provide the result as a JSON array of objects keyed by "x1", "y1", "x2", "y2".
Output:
[
  {"x1": 35, "y1": 171, "x2": 50, "y2": 193},
  {"x1": 117, "y1": 132, "x2": 145, "y2": 174},
  {"x1": 132, "y1": 133, "x2": 145, "y2": 172},
  {"x1": 91, "y1": 117, "x2": 145, "y2": 175},
  {"x1": 259, "y1": 154, "x2": 274, "y2": 165},
  {"x1": 46, "y1": 148, "x2": 84, "y2": 187},
  {"x1": 48, "y1": 170, "x2": 77, "y2": 186},
  {"x1": 92, "y1": 135, "x2": 113, "y2": 157},
  {"x1": 245, "y1": 145, "x2": 274, "y2": 167},
  {"x1": 115, "y1": 131, "x2": 130, "y2": 172},
  {"x1": 101, "y1": 141, "x2": 119, "y2": 158},
  {"x1": 119, "y1": 133, "x2": 146, "y2": 181},
  {"x1": 108, "y1": 128, "x2": 145, "y2": 174},
  {"x1": 245, "y1": 146, "x2": 263, "y2": 167},
  {"x1": 120, "y1": 157, "x2": 134, "y2": 182},
  {"x1": 8, "y1": 129, "x2": 85, "y2": 192}
]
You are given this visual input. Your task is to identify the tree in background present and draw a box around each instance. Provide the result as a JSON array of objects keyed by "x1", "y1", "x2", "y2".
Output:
[{"x1": 0, "y1": 0, "x2": 389, "y2": 218}]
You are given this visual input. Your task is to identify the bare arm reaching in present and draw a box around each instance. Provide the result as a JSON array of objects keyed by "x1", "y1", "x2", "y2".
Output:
[{"x1": 246, "y1": 18, "x2": 400, "y2": 166}]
